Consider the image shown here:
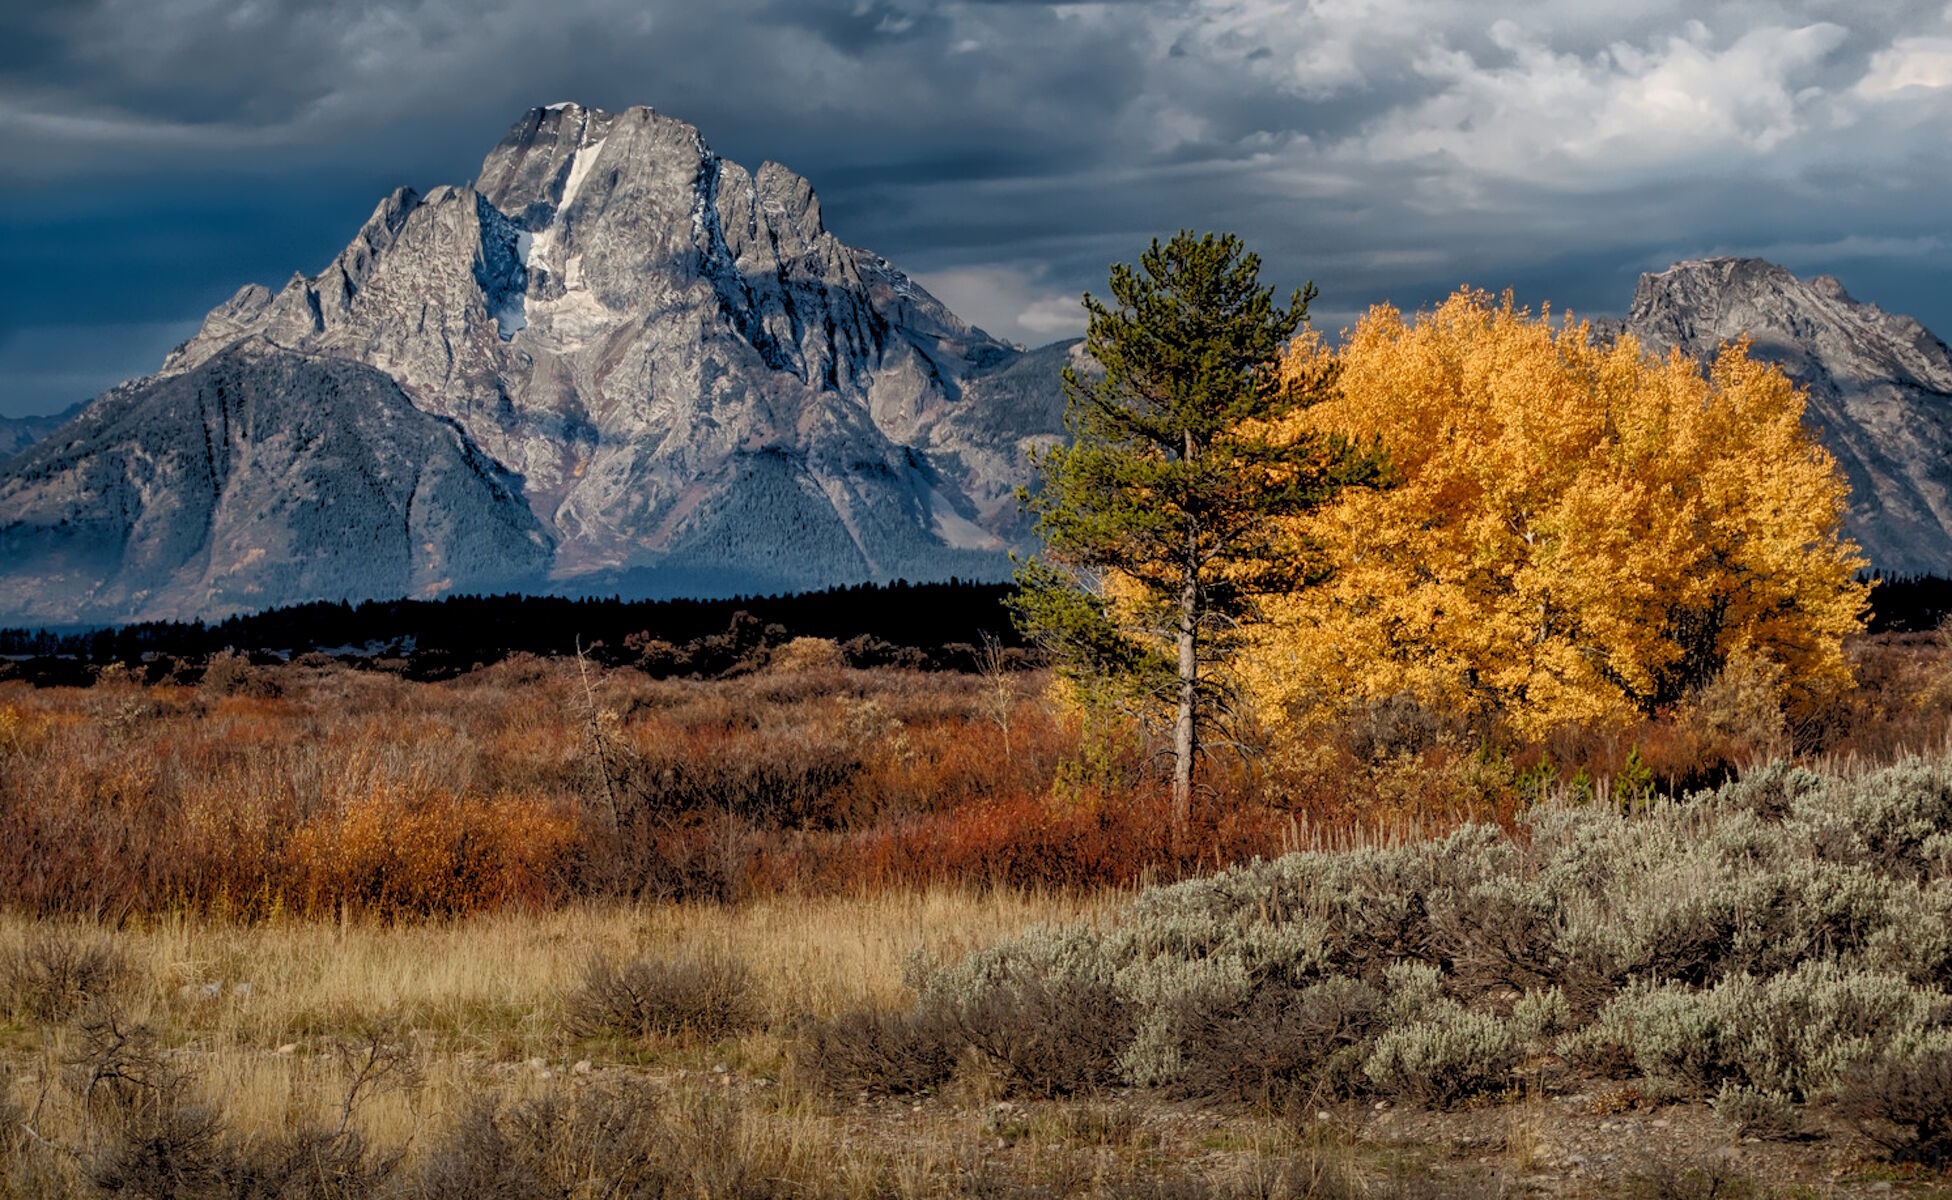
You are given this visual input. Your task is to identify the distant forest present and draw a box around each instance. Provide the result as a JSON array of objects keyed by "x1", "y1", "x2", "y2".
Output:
[
  {"x1": 1, "y1": 572, "x2": 1947, "y2": 676},
  {"x1": 0, "y1": 580, "x2": 1027, "y2": 675}
]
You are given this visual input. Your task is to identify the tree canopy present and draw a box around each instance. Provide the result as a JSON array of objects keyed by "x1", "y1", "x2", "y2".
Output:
[
  {"x1": 1243, "y1": 288, "x2": 1868, "y2": 738},
  {"x1": 1015, "y1": 231, "x2": 1382, "y2": 820}
]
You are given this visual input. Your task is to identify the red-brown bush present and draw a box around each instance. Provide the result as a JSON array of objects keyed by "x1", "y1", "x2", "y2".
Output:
[{"x1": 0, "y1": 633, "x2": 1942, "y2": 919}]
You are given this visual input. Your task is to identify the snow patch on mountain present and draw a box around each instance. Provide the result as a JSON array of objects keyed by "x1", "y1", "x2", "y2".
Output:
[{"x1": 562, "y1": 138, "x2": 606, "y2": 204}]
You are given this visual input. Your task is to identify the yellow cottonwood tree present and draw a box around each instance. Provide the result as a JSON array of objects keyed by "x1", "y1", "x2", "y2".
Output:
[{"x1": 1244, "y1": 288, "x2": 1868, "y2": 737}]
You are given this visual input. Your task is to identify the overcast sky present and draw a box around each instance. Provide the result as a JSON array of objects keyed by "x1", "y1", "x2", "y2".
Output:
[{"x1": 4, "y1": 0, "x2": 1951, "y2": 417}]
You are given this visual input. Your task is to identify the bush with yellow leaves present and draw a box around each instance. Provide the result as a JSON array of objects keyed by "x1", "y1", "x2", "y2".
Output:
[{"x1": 1247, "y1": 288, "x2": 1868, "y2": 739}]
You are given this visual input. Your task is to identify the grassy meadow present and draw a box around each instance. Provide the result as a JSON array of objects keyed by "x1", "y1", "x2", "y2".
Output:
[{"x1": 5, "y1": 640, "x2": 1952, "y2": 1195}]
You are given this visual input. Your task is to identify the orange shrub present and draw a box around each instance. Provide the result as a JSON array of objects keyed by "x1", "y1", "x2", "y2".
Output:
[
  {"x1": 280, "y1": 783, "x2": 577, "y2": 918},
  {"x1": 751, "y1": 787, "x2": 1296, "y2": 895}
]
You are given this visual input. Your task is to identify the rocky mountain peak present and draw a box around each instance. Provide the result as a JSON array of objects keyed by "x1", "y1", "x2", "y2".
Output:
[
  {"x1": 1808, "y1": 274, "x2": 1852, "y2": 303},
  {"x1": 1616, "y1": 256, "x2": 1952, "y2": 575},
  {"x1": 476, "y1": 104, "x2": 715, "y2": 229},
  {"x1": 0, "y1": 102, "x2": 1071, "y2": 623},
  {"x1": 1623, "y1": 256, "x2": 1952, "y2": 394}
]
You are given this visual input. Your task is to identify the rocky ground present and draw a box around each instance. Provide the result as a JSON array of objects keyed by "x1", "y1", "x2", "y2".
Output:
[{"x1": 478, "y1": 1052, "x2": 1952, "y2": 1198}]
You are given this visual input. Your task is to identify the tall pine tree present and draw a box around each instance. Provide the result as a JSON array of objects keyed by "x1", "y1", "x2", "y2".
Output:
[{"x1": 1016, "y1": 231, "x2": 1383, "y2": 827}]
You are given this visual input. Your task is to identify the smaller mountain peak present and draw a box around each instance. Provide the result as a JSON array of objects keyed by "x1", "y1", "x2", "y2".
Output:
[
  {"x1": 1655, "y1": 255, "x2": 1793, "y2": 280},
  {"x1": 354, "y1": 187, "x2": 421, "y2": 241},
  {"x1": 1632, "y1": 258, "x2": 1802, "y2": 312},
  {"x1": 1809, "y1": 274, "x2": 1853, "y2": 303},
  {"x1": 753, "y1": 161, "x2": 821, "y2": 222}
]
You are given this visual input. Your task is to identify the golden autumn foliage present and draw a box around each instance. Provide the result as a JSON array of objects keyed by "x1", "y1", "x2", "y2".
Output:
[{"x1": 1244, "y1": 288, "x2": 1869, "y2": 738}]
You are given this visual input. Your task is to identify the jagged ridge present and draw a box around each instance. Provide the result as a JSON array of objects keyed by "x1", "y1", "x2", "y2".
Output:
[{"x1": 0, "y1": 102, "x2": 1071, "y2": 622}]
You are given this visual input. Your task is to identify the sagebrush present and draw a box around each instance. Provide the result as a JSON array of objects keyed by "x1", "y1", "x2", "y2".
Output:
[{"x1": 814, "y1": 756, "x2": 1952, "y2": 1150}]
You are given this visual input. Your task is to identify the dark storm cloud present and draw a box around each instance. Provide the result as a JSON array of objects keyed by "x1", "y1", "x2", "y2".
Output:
[{"x1": 5, "y1": 0, "x2": 1952, "y2": 415}]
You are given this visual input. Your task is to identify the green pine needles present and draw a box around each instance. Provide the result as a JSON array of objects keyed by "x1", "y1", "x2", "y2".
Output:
[{"x1": 1014, "y1": 230, "x2": 1385, "y2": 826}]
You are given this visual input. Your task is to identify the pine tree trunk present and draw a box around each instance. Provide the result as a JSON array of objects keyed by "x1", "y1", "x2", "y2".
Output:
[
  {"x1": 1173, "y1": 431, "x2": 1199, "y2": 832},
  {"x1": 1174, "y1": 563, "x2": 1197, "y2": 832}
]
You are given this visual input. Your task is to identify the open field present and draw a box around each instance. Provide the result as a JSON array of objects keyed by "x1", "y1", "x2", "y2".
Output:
[
  {"x1": 0, "y1": 893, "x2": 1149, "y2": 1197},
  {"x1": 6, "y1": 644, "x2": 1952, "y2": 1194},
  {"x1": 5, "y1": 841, "x2": 1952, "y2": 1196}
]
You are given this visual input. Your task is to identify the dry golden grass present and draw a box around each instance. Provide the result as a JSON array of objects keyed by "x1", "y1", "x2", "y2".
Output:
[
  {"x1": 2, "y1": 891, "x2": 1474, "y2": 1198},
  {"x1": 0, "y1": 891, "x2": 1124, "y2": 1162},
  {"x1": 0, "y1": 888, "x2": 1891, "y2": 1197}
]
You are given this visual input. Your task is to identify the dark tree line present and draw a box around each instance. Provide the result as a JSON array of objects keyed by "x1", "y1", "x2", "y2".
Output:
[{"x1": 0, "y1": 579, "x2": 1028, "y2": 668}]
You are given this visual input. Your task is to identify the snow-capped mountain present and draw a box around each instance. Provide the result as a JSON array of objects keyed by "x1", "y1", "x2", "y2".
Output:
[
  {"x1": 0, "y1": 104, "x2": 1070, "y2": 624},
  {"x1": 1601, "y1": 258, "x2": 1952, "y2": 576}
]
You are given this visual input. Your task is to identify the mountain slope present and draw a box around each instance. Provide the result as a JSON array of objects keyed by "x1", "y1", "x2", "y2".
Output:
[
  {"x1": 0, "y1": 342, "x2": 552, "y2": 624},
  {"x1": 1604, "y1": 258, "x2": 1952, "y2": 575}
]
